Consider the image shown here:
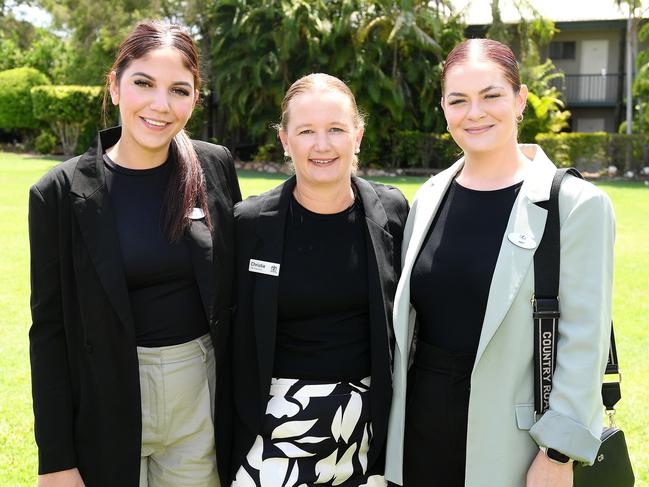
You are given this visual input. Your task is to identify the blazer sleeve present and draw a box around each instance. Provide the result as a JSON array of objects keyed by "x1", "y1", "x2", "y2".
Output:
[
  {"x1": 529, "y1": 179, "x2": 616, "y2": 464},
  {"x1": 28, "y1": 184, "x2": 77, "y2": 473}
]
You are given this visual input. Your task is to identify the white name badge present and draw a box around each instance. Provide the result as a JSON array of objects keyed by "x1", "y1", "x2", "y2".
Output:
[
  {"x1": 507, "y1": 232, "x2": 537, "y2": 250},
  {"x1": 190, "y1": 207, "x2": 205, "y2": 219},
  {"x1": 249, "y1": 259, "x2": 281, "y2": 277}
]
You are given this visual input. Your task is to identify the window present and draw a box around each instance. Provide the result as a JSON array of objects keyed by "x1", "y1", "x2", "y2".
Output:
[{"x1": 549, "y1": 41, "x2": 576, "y2": 60}]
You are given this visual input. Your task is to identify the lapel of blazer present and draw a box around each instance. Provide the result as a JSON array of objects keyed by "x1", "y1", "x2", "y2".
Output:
[
  {"x1": 185, "y1": 167, "x2": 215, "y2": 320},
  {"x1": 353, "y1": 176, "x2": 392, "y2": 325},
  {"x1": 393, "y1": 160, "x2": 464, "y2": 358},
  {"x1": 253, "y1": 177, "x2": 295, "y2": 399},
  {"x1": 473, "y1": 145, "x2": 556, "y2": 367},
  {"x1": 352, "y1": 176, "x2": 394, "y2": 463},
  {"x1": 70, "y1": 127, "x2": 135, "y2": 332}
]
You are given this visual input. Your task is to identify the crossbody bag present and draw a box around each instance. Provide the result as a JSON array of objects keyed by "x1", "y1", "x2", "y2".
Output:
[{"x1": 532, "y1": 167, "x2": 635, "y2": 486}]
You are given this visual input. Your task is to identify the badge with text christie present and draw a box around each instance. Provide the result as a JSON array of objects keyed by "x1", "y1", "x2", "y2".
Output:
[{"x1": 249, "y1": 259, "x2": 281, "y2": 277}]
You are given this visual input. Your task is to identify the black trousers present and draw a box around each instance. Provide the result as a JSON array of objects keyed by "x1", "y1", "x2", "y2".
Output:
[{"x1": 403, "y1": 340, "x2": 475, "y2": 487}]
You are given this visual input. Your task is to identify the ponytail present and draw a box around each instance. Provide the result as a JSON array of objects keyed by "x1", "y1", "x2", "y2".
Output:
[{"x1": 162, "y1": 129, "x2": 212, "y2": 241}]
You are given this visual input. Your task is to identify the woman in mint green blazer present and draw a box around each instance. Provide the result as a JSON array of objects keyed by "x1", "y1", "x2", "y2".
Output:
[{"x1": 385, "y1": 39, "x2": 615, "y2": 487}]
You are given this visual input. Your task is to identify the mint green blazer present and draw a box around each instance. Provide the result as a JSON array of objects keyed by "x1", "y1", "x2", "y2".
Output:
[{"x1": 385, "y1": 145, "x2": 615, "y2": 486}]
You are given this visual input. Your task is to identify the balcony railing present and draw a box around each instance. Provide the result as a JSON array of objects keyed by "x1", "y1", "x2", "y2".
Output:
[{"x1": 549, "y1": 74, "x2": 625, "y2": 105}]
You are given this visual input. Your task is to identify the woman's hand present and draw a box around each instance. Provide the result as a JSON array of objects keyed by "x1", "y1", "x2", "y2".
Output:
[
  {"x1": 38, "y1": 468, "x2": 85, "y2": 487},
  {"x1": 526, "y1": 451, "x2": 573, "y2": 487}
]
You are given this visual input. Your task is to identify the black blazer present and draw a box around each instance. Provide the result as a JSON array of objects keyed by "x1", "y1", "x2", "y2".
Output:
[
  {"x1": 28, "y1": 127, "x2": 241, "y2": 486},
  {"x1": 219, "y1": 176, "x2": 408, "y2": 484}
]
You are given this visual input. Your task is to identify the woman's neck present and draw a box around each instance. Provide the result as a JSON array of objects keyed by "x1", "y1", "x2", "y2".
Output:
[
  {"x1": 106, "y1": 134, "x2": 169, "y2": 170},
  {"x1": 293, "y1": 179, "x2": 355, "y2": 214},
  {"x1": 457, "y1": 143, "x2": 530, "y2": 190}
]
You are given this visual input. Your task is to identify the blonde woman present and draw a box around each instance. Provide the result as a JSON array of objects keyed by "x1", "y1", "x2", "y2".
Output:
[{"x1": 221, "y1": 73, "x2": 408, "y2": 486}]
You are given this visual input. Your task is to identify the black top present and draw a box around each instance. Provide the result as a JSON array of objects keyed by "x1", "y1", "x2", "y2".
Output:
[
  {"x1": 274, "y1": 194, "x2": 371, "y2": 381},
  {"x1": 410, "y1": 179, "x2": 522, "y2": 354},
  {"x1": 103, "y1": 154, "x2": 208, "y2": 347}
]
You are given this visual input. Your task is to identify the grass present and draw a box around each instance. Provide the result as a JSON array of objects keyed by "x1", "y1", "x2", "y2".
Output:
[{"x1": 1, "y1": 153, "x2": 647, "y2": 484}]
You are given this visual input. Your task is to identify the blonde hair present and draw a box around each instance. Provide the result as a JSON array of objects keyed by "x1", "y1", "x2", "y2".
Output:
[{"x1": 278, "y1": 73, "x2": 365, "y2": 171}]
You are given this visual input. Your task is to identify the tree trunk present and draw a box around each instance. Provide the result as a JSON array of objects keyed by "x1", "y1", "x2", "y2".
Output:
[{"x1": 54, "y1": 121, "x2": 80, "y2": 158}]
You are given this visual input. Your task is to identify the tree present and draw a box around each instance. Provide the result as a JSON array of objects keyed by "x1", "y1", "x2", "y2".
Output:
[
  {"x1": 206, "y1": 0, "x2": 464, "y2": 164},
  {"x1": 0, "y1": 67, "x2": 50, "y2": 142},
  {"x1": 31, "y1": 85, "x2": 102, "y2": 156},
  {"x1": 486, "y1": 0, "x2": 511, "y2": 45},
  {"x1": 518, "y1": 60, "x2": 570, "y2": 142},
  {"x1": 35, "y1": 0, "x2": 161, "y2": 84},
  {"x1": 487, "y1": 0, "x2": 569, "y2": 140},
  {"x1": 616, "y1": 0, "x2": 649, "y2": 132},
  {"x1": 0, "y1": 7, "x2": 37, "y2": 72}
]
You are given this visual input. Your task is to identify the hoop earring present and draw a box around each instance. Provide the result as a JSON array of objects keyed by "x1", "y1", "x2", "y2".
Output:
[
  {"x1": 516, "y1": 114, "x2": 524, "y2": 123},
  {"x1": 446, "y1": 125, "x2": 450, "y2": 132}
]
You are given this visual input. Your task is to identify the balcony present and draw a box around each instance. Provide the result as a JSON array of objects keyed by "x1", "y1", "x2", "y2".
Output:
[{"x1": 549, "y1": 74, "x2": 625, "y2": 107}]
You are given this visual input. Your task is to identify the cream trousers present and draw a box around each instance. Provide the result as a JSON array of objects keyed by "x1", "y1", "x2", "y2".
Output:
[{"x1": 137, "y1": 333, "x2": 219, "y2": 487}]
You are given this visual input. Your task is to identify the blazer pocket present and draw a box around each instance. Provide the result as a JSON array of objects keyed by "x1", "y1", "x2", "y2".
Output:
[{"x1": 515, "y1": 403, "x2": 535, "y2": 430}]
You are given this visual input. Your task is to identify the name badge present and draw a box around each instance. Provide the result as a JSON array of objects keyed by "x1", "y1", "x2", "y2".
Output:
[
  {"x1": 190, "y1": 207, "x2": 205, "y2": 220},
  {"x1": 249, "y1": 259, "x2": 280, "y2": 277},
  {"x1": 507, "y1": 232, "x2": 537, "y2": 250}
]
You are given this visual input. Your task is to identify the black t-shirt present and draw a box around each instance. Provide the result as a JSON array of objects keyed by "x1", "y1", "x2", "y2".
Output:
[
  {"x1": 274, "y1": 194, "x2": 371, "y2": 381},
  {"x1": 104, "y1": 154, "x2": 208, "y2": 347},
  {"x1": 410, "y1": 179, "x2": 522, "y2": 354}
]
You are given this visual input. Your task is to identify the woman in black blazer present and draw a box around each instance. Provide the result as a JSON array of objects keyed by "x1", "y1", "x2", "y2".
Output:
[
  {"x1": 28, "y1": 22, "x2": 240, "y2": 486},
  {"x1": 221, "y1": 74, "x2": 408, "y2": 487}
]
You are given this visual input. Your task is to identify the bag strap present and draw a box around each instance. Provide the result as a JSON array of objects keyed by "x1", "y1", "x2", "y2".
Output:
[{"x1": 532, "y1": 168, "x2": 620, "y2": 417}]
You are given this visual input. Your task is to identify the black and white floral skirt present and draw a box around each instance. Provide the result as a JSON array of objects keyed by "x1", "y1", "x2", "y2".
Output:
[{"x1": 232, "y1": 377, "x2": 386, "y2": 487}]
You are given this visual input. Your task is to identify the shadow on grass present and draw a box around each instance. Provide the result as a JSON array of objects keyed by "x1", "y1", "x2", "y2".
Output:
[
  {"x1": 237, "y1": 169, "x2": 430, "y2": 185},
  {"x1": 21, "y1": 154, "x2": 66, "y2": 162},
  {"x1": 237, "y1": 169, "x2": 289, "y2": 181}
]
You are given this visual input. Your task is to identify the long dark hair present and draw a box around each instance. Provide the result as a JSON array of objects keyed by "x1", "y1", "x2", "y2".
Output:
[{"x1": 103, "y1": 20, "x2": 211, "y2": 241}]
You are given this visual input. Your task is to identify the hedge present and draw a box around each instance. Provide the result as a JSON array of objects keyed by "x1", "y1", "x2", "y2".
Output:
[
  {"x1": 31, "y1": 85, "x2": 102, "y2": 157},
  {"x1": 0, "y1": 67, "x2": 50, "y2": 130},
  {"x1": 389, "y1": 131, "x2": 461, "y2": 169},
  {"x1": 535, "y1": 132, "x2": 648, "y2": 173}
]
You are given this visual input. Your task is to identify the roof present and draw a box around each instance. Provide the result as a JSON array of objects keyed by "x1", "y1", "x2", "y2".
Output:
[{"x1": 451, "y1": 0, "x2": 635, "y2": 25}]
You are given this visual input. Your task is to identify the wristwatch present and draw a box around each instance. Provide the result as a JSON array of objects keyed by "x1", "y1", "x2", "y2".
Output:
[{"x1": 539, "y1": 446, "x2": 573, "y2": 464}]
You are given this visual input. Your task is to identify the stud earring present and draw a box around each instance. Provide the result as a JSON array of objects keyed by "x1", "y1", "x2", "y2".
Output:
[
  {"x1": 284, "y1": 151, "x2": 289, "y2": 157},
  {"x1": 355, "y1": 147, "x2": 360, "y2": 154}
]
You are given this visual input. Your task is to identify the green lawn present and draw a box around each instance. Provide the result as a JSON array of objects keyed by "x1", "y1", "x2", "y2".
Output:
[{"x1": 1, "y1": 153, "x2": 647, "y2": 484}]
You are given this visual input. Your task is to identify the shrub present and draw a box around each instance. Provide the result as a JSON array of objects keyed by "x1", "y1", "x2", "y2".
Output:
[
  {"x1": 535, "y1": 132, "x2": 648, "y2": 173},
  {"x1": 0, "y1": 67, "x2": 50, "y2": 131},
  {"x1": 31, "y1": 85, "x2": 102, "y2": 157},
  {"x1": 252, "y1": 142, "x2": 283, "y2": 163},
  {"x1": 390, "y1": 131, "x2": 461, "y2": 169},
  {"x1": 185, "y1": 101, "x2": 206, "y2": 140},
  {"x1": 34, "y1": 129, "x2": 60, "y2": 154},
  {"x1": 607, "y1": 134, "x2": 648, "y2": 173}
]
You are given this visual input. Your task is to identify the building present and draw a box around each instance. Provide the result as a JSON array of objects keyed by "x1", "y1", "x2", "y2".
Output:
[{"x1": 453, "y1": 0, "x2": 645, "y2": 133}]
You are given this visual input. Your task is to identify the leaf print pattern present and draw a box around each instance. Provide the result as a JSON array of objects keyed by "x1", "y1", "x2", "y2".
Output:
[
  {"x1": 233, "y1": 377, "x2": 387, "y2": 487},
  {"x1": 340, "y1": 392, "x2": 363, "y2": 443},
  {"x1": 271, "y1": 419, "x2": 318, "y2": 440},
  {"x1": 331, "y1": 406, "x2": 342, "y2": 441},
  {"x1": 267, "y1": 395, "x2": 301, "y2": 419},
  {"x1": 331, "y1": 443, "x2": 357, "y2": 485},
  {"x1": 274, "y1": 442, "x2": 317, "y2": 458}
]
